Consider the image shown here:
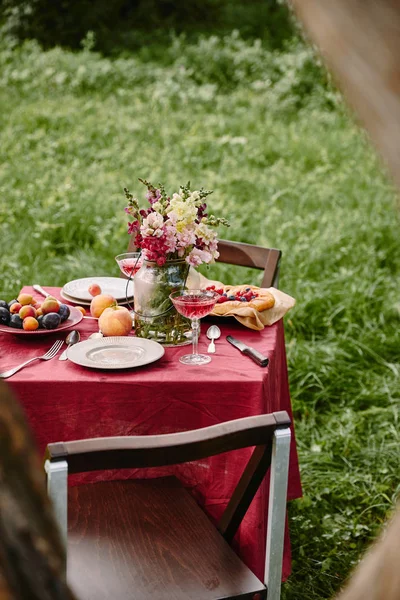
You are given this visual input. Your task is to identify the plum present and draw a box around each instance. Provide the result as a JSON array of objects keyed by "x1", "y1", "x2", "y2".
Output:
[
  {"x1": 42, "y1": 312, "x2": 61, "y2": 329},
  {"x1": 0, "y1": 307, "x2": 10, "y2": 325},
  {"x1": 9, "y1": 314, "x2": 23, "y2": 328},
  {"x1": 8, "y1": 299, "x2": 18, "y2": 308},
  {"x1": 0, "y1": 300, "x2": 8, "y2": 310},
  {"x1": 37, "y1": 315, "x2": 44, "y2": 328},
  {"x1": 58, "y1": 304, "x2": 70, "y2": 322}
]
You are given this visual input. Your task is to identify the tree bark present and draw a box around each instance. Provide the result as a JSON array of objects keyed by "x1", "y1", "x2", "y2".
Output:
[
  {"x1": 290, "y1": 0, "x2": 400, "y2": 200},
  {"x1": 0, "y1": 382, "x2": 75, "y2": 600}
]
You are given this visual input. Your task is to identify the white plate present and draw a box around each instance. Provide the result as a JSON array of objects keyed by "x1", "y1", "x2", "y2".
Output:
[
  {"x1": 63, "y1": 277, "x2": 134, "y2": 302},
  {"x1": 60, "y1": 289, "x2": 133, "y2": 307},
  {"x1": 67, "y1": 336, "x2": 164, "y2": 370}
]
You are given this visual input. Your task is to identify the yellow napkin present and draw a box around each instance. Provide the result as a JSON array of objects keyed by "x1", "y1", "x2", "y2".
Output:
[{"x1": 186, "y1": 268, "x2": 296, "y2": 331}]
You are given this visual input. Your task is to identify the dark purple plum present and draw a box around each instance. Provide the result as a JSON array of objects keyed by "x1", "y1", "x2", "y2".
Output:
[
  {"x1": 9, "y1": 314, "x2": 23, "y2": 328},
  {"x1": 0, "y1": 307, "x2": 10, "y2": 325},
  {"x1": 42, "y1": 312, "x2": 61, "y2": 329},
  {"x1": 37, "y1": 315, "x2": 45, "y2": 328},
  {"x1": 58, "y1": 304, "x2": 70, "y2": 322},
  {"x1": 0, "y1": 300, "x2": 9, "y2": 310}
]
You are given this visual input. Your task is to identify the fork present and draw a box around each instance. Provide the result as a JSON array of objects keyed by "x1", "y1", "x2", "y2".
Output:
[{"x1": 0, "y1": 340, "x2": 64, "y2": 379}]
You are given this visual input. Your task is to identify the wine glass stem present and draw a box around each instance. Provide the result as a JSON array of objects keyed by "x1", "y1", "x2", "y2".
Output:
[{"x1": 191, "y1": 318, "x2": 200, "y2": 356}]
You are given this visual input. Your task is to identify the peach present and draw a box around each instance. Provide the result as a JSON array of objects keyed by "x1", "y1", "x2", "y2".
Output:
[
  {"x1": 17, "y1": 293, "x2": 33, "y2": 306},
  {"x1": 90, "y1": 294, "x2": 116, "y2": 318},
  {"x1": 36, "y1": 307, "x2": 44, "y2": 316},
  {"x1": 23, "y1": 317, "x2": 39, "y2": 331},
  {"x1": 75, "y1": 306, "x2": 86, "y2": 316},
  {"x1": 19, "y1": 305, "x2": 37, "y2": 320},
  {"x1": 10, "y1": 302, "x2": 22, "y2": 314},
  {"x1": 42, "y1": 298, "x2": 60, "y2": 314},
  {"x1": 88, "y1": 283, "x2": 102, "y2": 297},
  {"x1": 98, "y1": 306, "x2": 133, "y2": 337}
]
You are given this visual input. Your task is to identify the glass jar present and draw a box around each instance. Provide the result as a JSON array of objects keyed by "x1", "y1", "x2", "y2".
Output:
[{"x1": 133, "y1": 259, "x2": 192, "y2": 345}]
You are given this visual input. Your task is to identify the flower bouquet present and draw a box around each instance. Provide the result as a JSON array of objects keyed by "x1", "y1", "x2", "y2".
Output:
[{"x1": 124, "y1": 179, "x2": 229, "y2": 344}]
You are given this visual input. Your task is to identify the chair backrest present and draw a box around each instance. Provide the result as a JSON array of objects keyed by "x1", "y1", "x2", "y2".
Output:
[
  {"x1": 127, "y1": 235, "x2": 281, "y2": 288},
  {"x1": 0, "y1": 382, "x2": 75, "y2": 600},
  {"x1": 216, "y1": 239, "x2": 281, "y2": 288},
  {"x1": 45, "y1": 412, "x2": 291, "y2": 598}
]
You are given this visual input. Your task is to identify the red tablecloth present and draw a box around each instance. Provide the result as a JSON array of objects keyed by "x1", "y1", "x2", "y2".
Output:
[{"x1": 2, "y1": 286, "x2": 302, "y2": 582}]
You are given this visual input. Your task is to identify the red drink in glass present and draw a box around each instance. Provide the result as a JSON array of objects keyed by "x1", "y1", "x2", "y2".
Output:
[
  {"x1": 115, "y1": 252, "x2": 143, "y2": 279},
  {"x1": 172, "y1": 294, "x2": 217, "y2": 320},
  {"x1": 169, "y1": 289, "x2": 218, "y2": 366}
]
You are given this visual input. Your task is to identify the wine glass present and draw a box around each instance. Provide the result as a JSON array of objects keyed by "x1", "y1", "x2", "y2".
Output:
[
  {"x1": 115, "y1": 252, "x2": 143, "y2": 278},
  {"x1": 115, "y1": 252, "x2": 143, "y2": 312},
  {"x1": 169, "y1": 289, "x2": 218, "y2": 365}
]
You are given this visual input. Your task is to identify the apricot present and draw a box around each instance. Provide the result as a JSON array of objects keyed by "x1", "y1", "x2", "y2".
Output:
[
  {"x1": 42, "y1": 298, "x2": 60, "y2": 314},
  {"x1": 23, "y1": 316, "x2": 39, "y2": 331},
  {"x1": 36, "y1": 307, "x2": 44, "y2": 317},
  {"x1": 98, "y1": 306, "x2": 133, "y2": 336},
  {"x1": 17, "y1": 293, "x2": 33, "y2": 306},
  {"x1": 88, "y1": 283, "x2": 102, "y2": 297},
  {"x1": 10, "y1": 302, "x2": 22, "y2": 314},
  {"x1": 19, "y1": 305, "x2": 37, "y2": 320},
  {"x1": 75, "y1": 306, "x2": 86, "y2": 316},
  {"x1": 90, "y1": 294, "x2": 116, "y2": 318}
]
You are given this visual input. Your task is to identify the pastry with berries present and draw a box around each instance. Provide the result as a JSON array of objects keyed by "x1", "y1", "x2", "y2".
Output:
[{"x1": 205, "y1": 285, "x2": 275, "y2": 315}]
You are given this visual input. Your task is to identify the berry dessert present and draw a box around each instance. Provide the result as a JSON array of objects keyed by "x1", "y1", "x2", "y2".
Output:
[{"x1": 205, "y1": 285, "x2": 275, "y2": 315}]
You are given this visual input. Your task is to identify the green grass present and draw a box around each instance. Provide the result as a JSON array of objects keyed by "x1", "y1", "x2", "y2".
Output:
[{"x1": 1, "y1": 34, "x2": 399, "y2": 600}]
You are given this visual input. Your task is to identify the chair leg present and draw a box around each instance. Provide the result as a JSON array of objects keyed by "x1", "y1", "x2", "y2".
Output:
[
  {"x1": 44, "y1": 459, "x2": 68, "y2": 572},
  {"x1": 264, "y1": 427, "x2": 291, "y2": 600}
]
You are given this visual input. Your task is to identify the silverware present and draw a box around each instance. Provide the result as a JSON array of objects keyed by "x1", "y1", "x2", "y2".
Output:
[
  {"x1": 0, "y1": 340, "x2": 64, "y2": 379},
  {"x1": 226, "y1": 335, "x2": 269, "y2": 367},
  {"x1": 89, "y1": 329, "x2": 103, "y2": 339},
  {"x1": 59, "y1": 330, "x2": 80, "y2": 360},
  {"x1": 206, "y1": 325, "x2": 221, "y2": 353},
  {"x1": 33, "y1": 284, "x2": 50, "y2": 298}
]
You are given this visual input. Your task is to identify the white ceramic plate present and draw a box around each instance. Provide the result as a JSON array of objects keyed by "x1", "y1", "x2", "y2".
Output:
[
  {"x1": 60, "y1": 289, "x2": 133, "y2": 307},
  {"x1": 63, "y1": 277, "x2": 134, "y2": 302},
  {"x1": 67, "y1": 336, "x2": 164, "y2": 370}
]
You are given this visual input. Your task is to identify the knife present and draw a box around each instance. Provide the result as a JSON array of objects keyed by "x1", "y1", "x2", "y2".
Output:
[
  {"x1": 33, "y1": 284, "x2": 50, "y2": 298},
  {"x1": 226, "y1": 335, "x2": 269, "y2": 367}
]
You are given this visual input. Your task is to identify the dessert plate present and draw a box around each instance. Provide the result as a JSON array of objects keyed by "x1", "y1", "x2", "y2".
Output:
[
  {"x1": 0, "y1": 306, "x2": 83, "y2": 336},
  {"x1": 67, "y1": 336, "x2": 164, "y2": 370},
  {"x1": 63, "y1": 277, "x2": 134, "y2": 303}
]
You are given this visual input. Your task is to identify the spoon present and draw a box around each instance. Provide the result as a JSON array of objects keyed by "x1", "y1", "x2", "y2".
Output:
[
  {"x1": 206, "y1": 325, "x2": 221, "y2": 353},
  {"x1": 58, "y1": 330, "x2": 80, "y2": 360}
]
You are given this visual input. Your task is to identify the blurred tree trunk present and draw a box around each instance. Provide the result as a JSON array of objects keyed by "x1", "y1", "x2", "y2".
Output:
[
  {"x1": 290, "y1": 0, "x2": 400, "y2": 200},
  {"x1": 0, "y1": 382, "x2": 75, "y2": 600}
]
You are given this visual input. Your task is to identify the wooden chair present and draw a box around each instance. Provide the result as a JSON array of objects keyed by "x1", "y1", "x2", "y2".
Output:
[
  {"x1": 127, "y1": 235, "x2": 282, "y2": 288},
  {"x1": 45, "y1": 412, "x2": 291, "y2": 600},
  {"x1": 216, "y1": 240, "x2": 281, "y2": 288}
]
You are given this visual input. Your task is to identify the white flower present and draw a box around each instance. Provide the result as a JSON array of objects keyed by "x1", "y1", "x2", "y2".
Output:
[
  {"x1": 141, "y1": 211, "x2": 164, "y2": 237},
  {"x1": 186, "y1": 247, "x2": 213, "y2": 267}
]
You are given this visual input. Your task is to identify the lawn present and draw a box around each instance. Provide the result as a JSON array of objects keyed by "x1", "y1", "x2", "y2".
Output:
[{"x1": 1, "y1": 33, "x2": 399, "y2": 599}]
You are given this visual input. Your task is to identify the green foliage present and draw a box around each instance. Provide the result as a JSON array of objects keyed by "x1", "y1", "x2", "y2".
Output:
[
  {"x1": 0, "y1": 33, "x2": 399, "y2": 600},
  {"x1": 0, "y1": 0, "x2": 294, "y2": 51}
]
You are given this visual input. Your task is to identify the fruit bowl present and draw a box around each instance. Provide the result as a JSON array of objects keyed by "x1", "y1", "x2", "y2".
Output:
[{"x1": 0, "y1": 306, "x2": 83, "y2": 336}]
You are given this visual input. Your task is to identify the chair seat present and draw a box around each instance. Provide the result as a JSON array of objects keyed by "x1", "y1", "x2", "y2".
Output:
[{"x1": 67, "y1": 476, "x2": 266, "y2": 600}]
